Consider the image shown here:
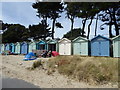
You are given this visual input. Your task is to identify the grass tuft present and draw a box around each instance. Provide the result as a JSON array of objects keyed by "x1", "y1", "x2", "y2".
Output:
[{"x1": 31, "y1": 60, "x2": 43, "y2": 70}]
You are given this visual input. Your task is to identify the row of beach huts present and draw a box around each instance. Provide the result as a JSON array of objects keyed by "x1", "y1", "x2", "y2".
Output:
[{"x1": 0, "y1": 35, "x2": 120, "y2": 57}]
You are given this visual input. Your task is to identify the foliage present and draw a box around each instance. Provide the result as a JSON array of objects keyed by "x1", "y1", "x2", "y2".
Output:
[
  {"x1": 98, "y1": 2, "x2": 120, "y2": 37},
  {"x1": 2, "y1": 2, "x2": 120, "y2": 43},
  {"x1": 2, "y1": 24, "x2": 29, "y2": 43},
  {"x1": 63, "y1": 28, "x2": 85, "y2": 40},
  {"x1": 32, "y1": 2, "x2": 64, "y2": 39},
  {"x1": 65, "y1": 2, "x2": 80, "y2": 31},
  {"x1": 55, "y1": 22, "x2": 63, "y2": 28},
  {"x1": 28, "y1": 22, "x2": 51, "y2": 40}
]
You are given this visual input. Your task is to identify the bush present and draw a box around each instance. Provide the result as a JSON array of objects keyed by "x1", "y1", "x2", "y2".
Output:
[
  {"x1": 48, "y1": 55, "x2": 118, "y2": 85},
  {"x1": 32, "y1": 60, "x2": 42, "y2": 69}
]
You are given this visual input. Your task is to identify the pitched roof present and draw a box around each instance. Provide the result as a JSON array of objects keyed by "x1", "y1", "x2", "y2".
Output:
[
  {"x1": 72, "y1": 36, "x2": 88, "y2": 42},
  {"x1": 112, "y1": 35, "x2": 120, "y2": 40},
  {"x1": 91, "y1": 35, "x2": 110, "y2": 41},
  {"x1": 58, "y1": 38, "x2": 71, "y2": 43},
  {"x1": 47, "y1": 39, "x2": 58, "y2": 43}
]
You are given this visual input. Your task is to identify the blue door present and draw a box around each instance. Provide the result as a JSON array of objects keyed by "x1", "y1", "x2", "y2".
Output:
[
  {"x1": 100, "y1": 41, "x2": 109, "y2": 56},
  {"x1": 91, "y1": 41, "x2": 99, "y2": 56},
  {"x1": 91, "y1": 41, "x2": 109, "y2": 56},
  {"x1": 21, "y1": 43, "x2": 28, "y2": 54}
]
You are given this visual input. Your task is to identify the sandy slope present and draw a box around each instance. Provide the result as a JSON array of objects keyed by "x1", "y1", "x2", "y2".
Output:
[{"x1": 1, "y1": 55, "x2": 117, "y2": 88}]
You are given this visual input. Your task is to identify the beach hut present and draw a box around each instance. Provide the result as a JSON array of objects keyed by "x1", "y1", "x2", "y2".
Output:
[
  {"x1": 112, "y1": 35, "x2": 120, "y2": 57},
  {"x1": 0, "y1": 44, "x2": 5, "y2": 53},
  {"x1": 90, "y1": 35, "x2": 111, "y2": 56},
  {"x1": 0, "y1": 44, "x2": 2, "y2": 53},
  {"x1": 47, "y1": 39, "x2": 58, "y2": 52},
  {"x1": 21, "y1": 42, "x2": 28, "y2": 54},
  {"x1": 72, "y1": 36, "x2": 89, "y2": 55},
  {"x1": 15, "y1": 42, "x2": 21, "y2": 54},
  {"x1": 58, "y1": 38, "x2": 71, "y2": 55},
  {"x1": 36, "y1": 40, "x2": 47, "y2": 50},
  {"x1": 28, "y1": 41, "x2": 37, "y2": 53},
  {"x1": 9, "y1": 43, "x2": 15, "y2": 53},
  {"x1": 4, "y1": 43, "x2": 10, "y2": 51}
]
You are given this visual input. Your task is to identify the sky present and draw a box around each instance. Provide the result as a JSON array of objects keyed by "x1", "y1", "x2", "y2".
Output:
[{"x1": 0, "y1": 0, "x2": 114, "y2": 39}]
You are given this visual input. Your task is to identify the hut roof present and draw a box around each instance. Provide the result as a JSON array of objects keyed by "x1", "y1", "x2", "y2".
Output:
[
  {"x1": 58, "y1": 38, "x2": 71, "y2": 43},
  {"x1": 72, "y1": 36, "x2": 88, "y2": 42},
  {"x1": 112, "y1": 35, "x2": 120, "y2": 40},
  {"x1": 47, "y1": 39, "x2": 58, "y2": 43},
  {"x1": 91, "y1": 35, "x2": 110, "y2": 41}
]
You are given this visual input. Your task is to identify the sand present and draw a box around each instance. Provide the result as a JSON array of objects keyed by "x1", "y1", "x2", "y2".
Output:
[{"x1": 1, "y1": 55, "x2": 118, "y2": 88}]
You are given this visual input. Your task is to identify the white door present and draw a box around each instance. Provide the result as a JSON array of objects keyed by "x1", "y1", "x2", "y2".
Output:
[
  {"x1": 59, "y1": 43, "x2": 65, "y2": 55},
  {"x1": 65, "y1": 43, "x2": 71, "y2": 55}
]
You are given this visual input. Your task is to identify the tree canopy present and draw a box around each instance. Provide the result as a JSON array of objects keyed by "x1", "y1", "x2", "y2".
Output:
[
  {"x1": 28, "y1": 22, "x2": 51, "y2": 40},
  {"x1": 2, "y1": 24, "x2": 28, "y2": 43},
  {"x1": 1, "y1": 2, "x2": 120, "y2": 43},
  {"x1": 32, "y1": 2, "x2": 64, "y2": 39},
  {"x1": 63, "y1": 28, "x2": 85, "y2": 40}
]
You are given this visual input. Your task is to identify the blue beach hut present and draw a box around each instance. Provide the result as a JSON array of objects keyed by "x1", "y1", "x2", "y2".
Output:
[
  {"x1": 36, "y1": 40, "x2": 47, "y2": 50},
  {"x1": 90, "y1": 35, "x2": 111, "y2": 56},
  {"x1": 21, "y1": 42, "x2": 28, "y2": 54}
]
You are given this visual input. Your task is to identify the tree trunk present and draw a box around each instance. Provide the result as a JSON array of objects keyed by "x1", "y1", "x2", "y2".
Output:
[
  {"x1": 87, "y1": 17, "x2": 93, "y2": 39},
  {"x1": 51, "y1": 19, "x2": 56, "y2": 39},
  {"x1": 109, "y1": 23, "x2": 112, "y2": 38},
  {"x1": 82, "y1": 18, "x2": 87, "y2": 36},
  {"x1": 109, "y1": 11, "x2": 113, "y2": 38},
  {"x1": 70, "y1": 18, "x2": 74, "y2": 37},
  {"x1": 113, "y1": 8, "x2": 119, "y2": 36},
  {"x1": 43, "y1": 17, "x2": 47, "y2": 40},
  {"x1": 95, "y1": 14, "x2": 98, "y2": 36},
  {"x1": 71, "y1": 19, "x2": 74, "y2": 31}
]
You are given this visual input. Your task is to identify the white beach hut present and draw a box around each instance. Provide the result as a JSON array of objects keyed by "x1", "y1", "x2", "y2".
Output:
[{"x1": 58, "y1": 38, "x2": 71, "y2": 55}]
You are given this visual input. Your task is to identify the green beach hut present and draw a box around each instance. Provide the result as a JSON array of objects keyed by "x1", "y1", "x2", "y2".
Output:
[
  {"x1": 72, "y1": 36, "x2": 89, "y2": 55},
  {"x1": 112, "y1": 35, "x2": 120, "y2": 57},
  {"x1": 0, "y1": 44, "x2": 5, "y2": 54},
  {"x1": 36, "y1": 40, "x2": 47, "y2": 50},
  {"x1": 15, "y1": 42, "x2": 21, "y2": 54},
  {"x1": 28, "y1": 41, "x2": 37, "y2": 53},
  {"x1": 47, "y1": 39, "x2": 58, "y2": 52}
]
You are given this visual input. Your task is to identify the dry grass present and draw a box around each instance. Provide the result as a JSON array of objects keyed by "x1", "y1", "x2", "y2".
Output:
[
  {"x1": 48, "y1": 55, "x2": 118, "y2": 85},
  {"x1": 27, "y1": 60, "x2": 43, "y2": 70}
]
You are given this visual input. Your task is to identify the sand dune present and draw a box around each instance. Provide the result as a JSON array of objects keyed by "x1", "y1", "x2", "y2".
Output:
[{"x1": 1, "y1": 55, "x2": 117, "y2": 88}]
